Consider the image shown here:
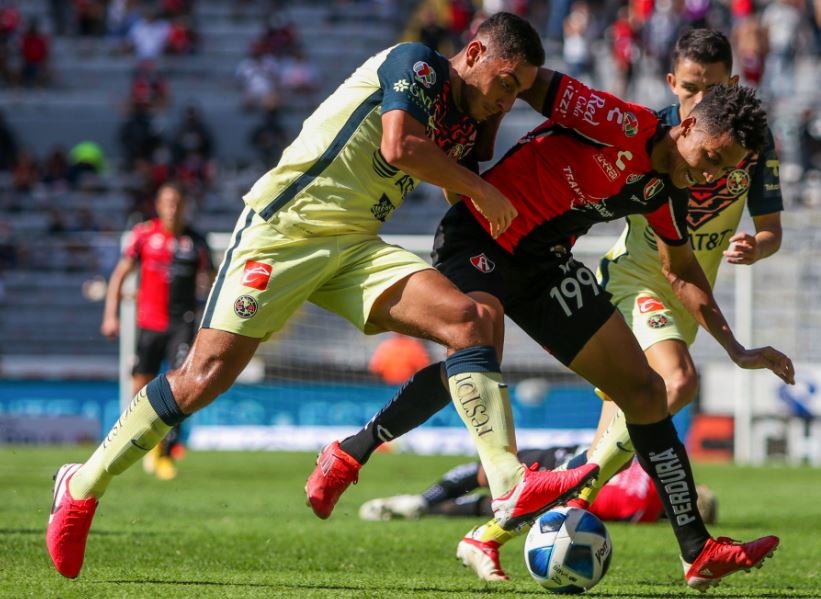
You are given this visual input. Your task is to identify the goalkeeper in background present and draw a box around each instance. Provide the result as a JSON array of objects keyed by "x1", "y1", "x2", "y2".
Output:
[
  {"x1": 358, "y1": 446, "x2": 717, "y2": 529},
  {"x1": 100, "y1": 182, "x2": 214, "y2": 480}
]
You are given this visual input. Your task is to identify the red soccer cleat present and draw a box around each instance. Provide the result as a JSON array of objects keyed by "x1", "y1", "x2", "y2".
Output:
[
  {"x1": 456, "y1": 530, "x2": 509, "y2": 581},
  {"x1": 491, "y1": 462, "x2": 599, "y2": 531},
  {"x1": 683, "y1": 535, "x2": 780, "y2": 592},
  {"x1": 46, "y1": 464, "x2": 98, "y2": 578},
  {"x1": 305, "y1": 441, "x2": 361, "y2": 519}
]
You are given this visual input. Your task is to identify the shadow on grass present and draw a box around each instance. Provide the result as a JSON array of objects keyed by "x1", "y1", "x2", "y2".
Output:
[
  {"x1": 0, "y1": 528, "x2": 162, "y2": 536},
  {"x1": 95, "y1": 580, "x2": 816, "y2": 598}
]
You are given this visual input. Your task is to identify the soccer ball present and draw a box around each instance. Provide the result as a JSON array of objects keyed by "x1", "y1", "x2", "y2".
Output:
[{"x1": 523, "y1": 506, "x2": 612, "y2": 594}]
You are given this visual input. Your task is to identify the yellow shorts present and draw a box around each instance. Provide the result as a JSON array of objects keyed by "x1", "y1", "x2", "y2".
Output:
[
  {"x1": 606, "y1": 281, "x2": 697, "y2": 351},
  {"x1": 201, "y1": 206, "x2": 433, "y2": 339}
]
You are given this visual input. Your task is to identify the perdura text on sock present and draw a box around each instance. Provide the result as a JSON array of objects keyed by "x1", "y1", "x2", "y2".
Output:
[{"x1": 649, "y1": 448, "x2": 696, "y2": 526}]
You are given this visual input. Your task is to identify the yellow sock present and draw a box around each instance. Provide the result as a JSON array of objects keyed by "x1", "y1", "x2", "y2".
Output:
[
  {"x1": 578, "y1": 409, "x2": 634, "y2": 504},
  {"x1": 474, "y1": 517, "x2": 525, "y2": 546},
  {"x1": 69, "y1": 386, "x2": 172, "y2": 499},
  {"x1": 449, "y1": 371, "x2": 524, "y2": 498}
]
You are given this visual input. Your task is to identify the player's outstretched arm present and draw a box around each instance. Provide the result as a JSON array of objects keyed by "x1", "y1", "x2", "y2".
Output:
[
  {"x1": 380, "y1": 109, "x2": 516, "y2": 238},
  {"x1": 723, "y1": 213, "x2": 782, "y2": 265},
  {"x1": 657, "y1": 236, "x2": 795, "y2": 384},
  {"x1": 100, "y1": 256, "x2": 136, "y2": 340}
]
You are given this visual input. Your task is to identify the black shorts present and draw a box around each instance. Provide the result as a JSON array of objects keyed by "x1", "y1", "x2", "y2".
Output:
[
  {"x1": 133, "y1": 321, "x2": 196, "y2": 376},
  {"x1": 433, "y1": 203, "x2": 615, "y2": 366}
]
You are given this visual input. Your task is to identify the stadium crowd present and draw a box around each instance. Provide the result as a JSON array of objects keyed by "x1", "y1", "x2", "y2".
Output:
[{"x1": 0, "y1": 0, "x2": 819, "y2": 279}]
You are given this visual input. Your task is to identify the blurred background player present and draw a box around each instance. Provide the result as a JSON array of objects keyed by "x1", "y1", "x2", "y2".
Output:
[
  {"x1": 459, "y1": 28, "x2": 785, "y2": 584},
  {"x1": 101, "y1": 181, "x2": 214, "y2": 480},
  {"x1": 358, "y1": 446, "x2": 717, "y2": 528}
]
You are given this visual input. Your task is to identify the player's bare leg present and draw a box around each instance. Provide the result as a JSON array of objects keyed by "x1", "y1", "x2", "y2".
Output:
[
  {"x1": 306, "y1": 270, "x2": 597, "y2": 521},
  {"x1": 47, "y1": 329, "x2": 259, "y2": 578}
]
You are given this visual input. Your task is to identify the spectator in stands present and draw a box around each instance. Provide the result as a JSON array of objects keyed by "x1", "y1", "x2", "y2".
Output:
[
  {"x1": 417, "y1": 7, "x2": 450, "y2": 54},
  {"x1": 101, "y1": 182, "x2": 215, "y2": 481},
  {"x1": 74, "y1": 0, "x2": 107, "y2": 37},
  {"x1": 0, "y1": 110, "x2": 19, "y2": 171},
  {"x1": 251, "y1": 18, "x2": 298, "y2": 58},
  {"x1": 761, "y1": 0, "x2": 806, "y2": 100},
  {"x1": 562, "y1": 1, "x2": 594, "y2": 83},
  {"x1": 369, "y1": 333, "x2": 431, "y2": 386},
  {"x1": 235, "y1": 47, "x2": 281, "y2": 111},
  {"x1": 129, "y1": 60, "x2": 170, "y2": 113},
  {"x1": 800, "y1": 108, "x2": 821, "y2": 175},
  {"x1": 249, "y1": 105, "x2": 287, "y2": 167},
  {"x1": 12, "y1": 149, "x2": 39, "y2": 192},
  {"x1": 119, "y1": 102, "x2": 162, "y2": 168},
  {"x1": 732, "y1": 15, "x2": 767, "y2": 88},
  {"x1": 0, "y1": 1, "x2": 19, "y2": 84},
  {"x1": 609, "y1": 6, "x2": 639, "y2": 98},
  {"x1": 0, "y1": 2, "x2": 21, "y2": 44},
  {"x1": 107, "y1": 0, "x2": 142, "y2": 41},
  {"x1": 19, "y1": 17, "x2": 51, "y2": 87},
  {"x1": 127, "y1": 7, "x2": 171, "y2": 60},
  {"x1": 67, "y1": 140, "x2": 107, "y2": 188},
  {"x1": 0, "y1": 218, "x2": 15, "y2": 270},
  {"x1": 170, "y1": 105, "x2": 213, "y2": 165},
  {"x1": 279, "y1": 47, "x2": 320, "y2": 96},
  {"x1": 165, "y1": 14, "x2": 198, "y2": 55},
  {"x1": 48, "y1": 0, "x2": 70, "y2": 36},
  {"x1": 42, "y1": 146, "x2": 71, "y2": 189}
]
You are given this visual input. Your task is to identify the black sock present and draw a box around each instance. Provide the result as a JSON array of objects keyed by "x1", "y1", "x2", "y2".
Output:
[
  {"x1": 340, "y1": 362, "x2": 450, "y2": 464},
  {"x1": 627, "y1": 416, "x2": 710, "y2": 562},
  {"x1": 421, "y1": 462, "x2": 481, "y2": 506}
]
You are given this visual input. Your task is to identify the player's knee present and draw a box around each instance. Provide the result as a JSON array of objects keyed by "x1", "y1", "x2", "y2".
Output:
[
  {"x1": 666, "y1": 369, "x2": 699, "y2": 414},
  {"x1": 441, "y1": 297, "x2": 497, "y2": 349},
  {"x1": 617, "y1": 369, "x2": 668, "y2": 421}
]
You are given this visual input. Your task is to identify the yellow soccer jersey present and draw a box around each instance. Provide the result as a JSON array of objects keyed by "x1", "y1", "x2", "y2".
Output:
[
  {"x1": 599, "y1": 103, "x2": 783, "y2": 307},
  {"x1": 242, "y1": 43, "x2": 479, "y2": 238}
]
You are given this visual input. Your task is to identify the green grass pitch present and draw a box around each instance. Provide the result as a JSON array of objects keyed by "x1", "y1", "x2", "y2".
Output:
[{"x1": 2, "y1": 447, "x2": 820, "y2": 598}]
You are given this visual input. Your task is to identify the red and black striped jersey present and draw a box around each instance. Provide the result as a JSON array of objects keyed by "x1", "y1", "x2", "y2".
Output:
[{"x1": 465, "y1": 74, "x2": 689, "y2": 260}]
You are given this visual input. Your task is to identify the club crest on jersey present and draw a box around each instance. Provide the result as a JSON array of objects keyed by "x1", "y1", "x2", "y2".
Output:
[
  {"x1": 726, "y1": 168, "x2": 751, "y2": 196},
  {"x1": 622, "y1": 112, "x2": 639, "y2": 137},
  {"x1": 626, "y1": 173, "x2": 644, "y2": 184},
  {"x1": 647, "y1": 313, "x2": 672, "y2": 329},
  {"x1": 241, "y1": 260, "x2": 272, "y2": 291},
  {"x1": 637, "y1": 295, "x2": 666, "y2": 313},
  {"x1": 413, "y1": 61, "x2": 436, "y2": 88},
  {"x1": 234, "y1": 295, "x2": 258, "y2": 319},
  {"x1": 470, "y1": 253, "x2": 495, "y2": 273},
  {"x1": 643, "y1": 178, "x2": 664, "y2": 200}
]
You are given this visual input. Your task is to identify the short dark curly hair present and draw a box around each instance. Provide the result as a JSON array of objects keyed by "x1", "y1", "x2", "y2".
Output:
[
  {"x1": 474, "y1": 12, "x2": 545, "y2": 67},
  {"x1": 689, "y1": 84, "x2": 768, "y2": 153}
]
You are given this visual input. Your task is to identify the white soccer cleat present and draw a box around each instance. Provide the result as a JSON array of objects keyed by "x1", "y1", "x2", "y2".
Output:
[{"x1": 359, "y1": 495, "x2": 427, "y2": 521}]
